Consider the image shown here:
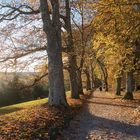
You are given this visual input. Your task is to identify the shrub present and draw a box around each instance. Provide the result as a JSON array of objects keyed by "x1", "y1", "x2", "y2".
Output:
[{"x1": 33, "y1": 84, "x2": 49, "y2": 99}]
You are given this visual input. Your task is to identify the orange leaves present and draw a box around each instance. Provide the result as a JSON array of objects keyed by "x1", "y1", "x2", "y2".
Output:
[
  {"x1": 0, "y1": 99, "x2": 82, "y2": 139},
  {"x1": 68, "y1": 98, "x2": 83, "y2": 108}
]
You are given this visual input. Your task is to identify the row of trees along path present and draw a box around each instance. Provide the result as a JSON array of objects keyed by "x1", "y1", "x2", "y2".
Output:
[{"x1": 62, "y1": 90, "x2": 140, "y2": 140}]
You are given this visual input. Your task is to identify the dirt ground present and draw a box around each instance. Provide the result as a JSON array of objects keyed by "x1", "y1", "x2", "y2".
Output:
[{"x1": 62, "y1": 91, "x2": 140, "y2": 140}]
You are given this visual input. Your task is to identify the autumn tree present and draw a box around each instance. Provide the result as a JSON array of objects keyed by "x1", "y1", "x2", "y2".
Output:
[
  {"x1": 92, "y1": 0, "x2": 140, "y2": 99},
  {"x1": 71, "y1": 0, "x2": 95, "y2": 93},
  {"x1": 61, "y1": 0, "x2": 80, "y2": 99},
  {"x1": 0, "y1": 0, "x2": 68, "y2": 106},
  {"x1": 40, "y1": 0, "x2": 69, "y2": 106}
]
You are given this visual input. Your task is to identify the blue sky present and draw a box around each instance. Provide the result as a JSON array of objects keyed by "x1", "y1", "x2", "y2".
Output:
[
  {"x1": 0, "y1": 0, "x2": 91, "y2": 72},
  {"x1": 0, "y1": 0, "x2": 47, "y2": 72}
]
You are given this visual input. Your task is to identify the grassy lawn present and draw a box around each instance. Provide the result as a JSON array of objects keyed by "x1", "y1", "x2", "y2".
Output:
[
  {"x1": 0, "y1": 91, "x2": 83, "y2": 139},
  {"x1": 0, "y1": 91, "x2": 73, "y2": 115},
  {"x1": 0, "y1": 98, "x2": 48, "y2": 115}
]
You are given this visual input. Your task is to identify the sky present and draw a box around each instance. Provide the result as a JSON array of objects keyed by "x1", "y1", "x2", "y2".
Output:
[
  {"x1": 0, "y1": 0, "x2": 93, "y2": 72},
  {"x1": 0, "y1": 0, "x2": 46, "y2": 72}
]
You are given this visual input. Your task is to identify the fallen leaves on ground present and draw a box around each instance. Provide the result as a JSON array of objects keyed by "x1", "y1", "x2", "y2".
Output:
[
  {"x1": 63, "y1": 91, "x2": 140, "y2": 140},
  {"x1": 0, "y1": 98, "x2": 83, "y2": 140}
]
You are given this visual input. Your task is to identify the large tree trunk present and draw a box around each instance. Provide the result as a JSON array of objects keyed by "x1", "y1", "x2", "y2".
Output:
[
  {"x1": 84, "y1": 68, "x2": 91, "y2": 91},
  {"x1": 123, "y1": 71, "x2": 134, "y2": 100},
  {"x1": 68, "y1": 56, "x2": 79, "y2": 99},
  {"x1": 65, "y1": 0, "x2": 79, "y2": 99},
  {"x1": 77, "y1": 70, "x2": 84, "y2": 94},
  {"x1": 97, "y1": 59, "x2": 109, "y2": 91},
  {"x1": 86, "y1": 76, "x2": 91, "y2": 91},
  {"x1": 47, "y1": 34, "x2": 67, "y2": 105},
  {"x1": 40, "y1": 0, "x2": 67, "y2": 106},
  {"x1": 101, "y1": 67, "x2": 108, "y2": 92},
  {"x1": 115, "y1": 77, "x2": 121, "y2": 96}
]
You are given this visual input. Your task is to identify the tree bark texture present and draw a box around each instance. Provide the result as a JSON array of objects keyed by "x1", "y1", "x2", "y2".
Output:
[
  {"x1": 40, "y1": 0, "x2": 67, "y2": 106},
  {"x1": 97, "y1": 59, "x2": 109, "y2": 91},
  {"x1": 77, "y1": 70, "x2": 84, "y2": 94},
  {"x1": 84, "y1": 68, "x2": 91, "y2": 91},
  {"x1": 124, "y1": 71, "x2": 134, "y2": 100},
  {"x1": 115, "y1": 77, "x2": 121, "y2": 96},
  {"x1": 65, "y1": 0, "x2": 79, "y2": 98}
]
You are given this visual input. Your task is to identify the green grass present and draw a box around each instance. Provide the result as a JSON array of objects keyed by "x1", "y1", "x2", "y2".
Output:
[
  {"x1": 66, "y1": 91, "x2": 71, "y2": 97},
  {"x1": 0, "y1": 98, "x2": 48, "y2": 115},
  {"x1": 0, "y1": 91, "x2": 72, "y2": 116}
]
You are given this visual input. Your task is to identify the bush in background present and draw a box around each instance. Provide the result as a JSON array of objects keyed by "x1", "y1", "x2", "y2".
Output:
[{"x1": 0, "y1": 74, "x2": 49, "y2": 107}]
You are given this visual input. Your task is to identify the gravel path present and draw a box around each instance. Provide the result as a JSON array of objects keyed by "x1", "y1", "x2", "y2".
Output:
[{"x1": 62, "y1": 91, "x2": 140, "y2": 140}]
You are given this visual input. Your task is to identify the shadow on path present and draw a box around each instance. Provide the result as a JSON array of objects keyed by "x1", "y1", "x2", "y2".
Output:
[
  {"x1": 92, "y1": 115, "x2": 140, "y2": 137},
  {"x1": 63, "y1": 92, "x2": 140, "y2": 140}
]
